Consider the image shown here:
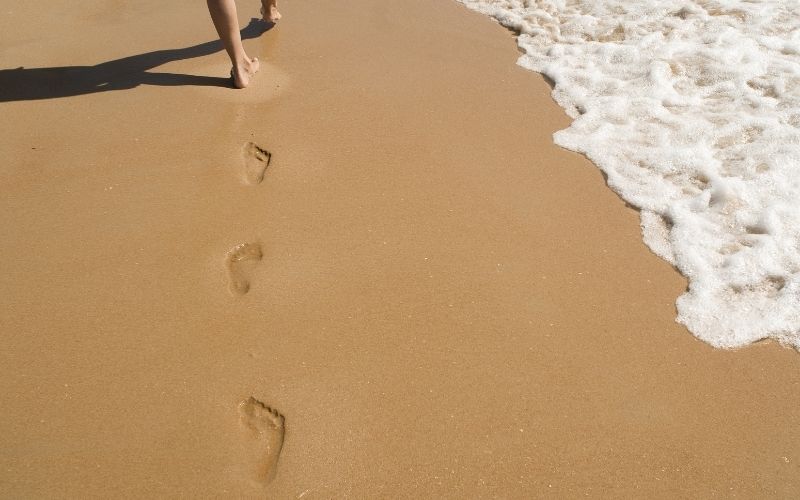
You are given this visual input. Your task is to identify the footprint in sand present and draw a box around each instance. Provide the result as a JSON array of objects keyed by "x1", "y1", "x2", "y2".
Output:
[
  {"x1": 226, "y1": 243, "x2": 263, "y2": 295},
  {"x1": 241, "y1": 142, "x2": 272, "y2": 185},
  {"x1": 239, "y1": 397, "x2": 286, "y2": 484}
]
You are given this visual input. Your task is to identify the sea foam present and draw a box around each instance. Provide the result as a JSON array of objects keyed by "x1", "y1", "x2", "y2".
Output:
[{"x1": 458, "y1": 0, "x2": 800, "y2": 348}]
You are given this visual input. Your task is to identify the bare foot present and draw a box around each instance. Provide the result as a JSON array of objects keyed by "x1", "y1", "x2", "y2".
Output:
[
  {"x1": 261, "y1": 0, "x2": 282, "y2": 22},
  {"x1": 232, "y1": 56, "x2": 260, "y2": 89}
]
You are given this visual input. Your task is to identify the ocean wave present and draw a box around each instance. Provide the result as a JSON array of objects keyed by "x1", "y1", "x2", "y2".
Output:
[{"x1": 458, "y1": 0, "x2": 800, "y2": 348}]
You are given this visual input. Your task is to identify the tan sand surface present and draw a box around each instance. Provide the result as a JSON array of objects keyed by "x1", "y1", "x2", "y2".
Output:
[{"x1": 2, "y1": 0, "x2": 800, "y2": 497}]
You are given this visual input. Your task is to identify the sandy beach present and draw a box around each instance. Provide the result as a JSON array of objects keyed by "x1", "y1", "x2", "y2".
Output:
[{"x1": 2, "y1": 0, "x2": 800, "y2": 497}]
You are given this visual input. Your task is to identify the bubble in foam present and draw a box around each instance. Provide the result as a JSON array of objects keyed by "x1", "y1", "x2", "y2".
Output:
[{"x1": 458, "y1": 0, "x2": 800, "y2": 349}]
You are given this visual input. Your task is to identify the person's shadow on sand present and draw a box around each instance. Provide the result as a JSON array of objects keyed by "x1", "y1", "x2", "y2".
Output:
[{"x1": 0, "y1": 19, "x2": 271, "y2": 103}]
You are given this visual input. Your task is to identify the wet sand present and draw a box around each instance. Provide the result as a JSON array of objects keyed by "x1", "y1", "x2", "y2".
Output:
[{"x1": 2, "y1": 0, "x2": 800, "y2": 497}]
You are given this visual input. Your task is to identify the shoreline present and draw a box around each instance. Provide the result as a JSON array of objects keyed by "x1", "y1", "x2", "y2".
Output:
[{"x1": 2, "y1": 0, "x2": 800, "y2": 496}]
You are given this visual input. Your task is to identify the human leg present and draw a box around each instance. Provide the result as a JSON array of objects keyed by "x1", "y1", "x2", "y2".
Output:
[
  {"x1": 261, "y1": 0, "x2": 282, "y2": 22},
  {"x1": 206, "y1": 0, "x2": 260, "y2": 88}
]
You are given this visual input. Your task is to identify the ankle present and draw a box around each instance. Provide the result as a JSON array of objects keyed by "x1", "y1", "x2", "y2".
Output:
[{"x1": 234, "y1": 56, "x2": 251, "y2": 68}]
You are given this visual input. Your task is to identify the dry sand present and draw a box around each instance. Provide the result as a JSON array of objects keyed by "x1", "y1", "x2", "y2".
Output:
[{"x1": 2, "y1": 0, "x2": 800, "y2": 497}]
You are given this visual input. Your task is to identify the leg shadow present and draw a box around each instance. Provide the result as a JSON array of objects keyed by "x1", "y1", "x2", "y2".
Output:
[{"x1": 0, "y1": 18, "x2": 272, "y2": 103}]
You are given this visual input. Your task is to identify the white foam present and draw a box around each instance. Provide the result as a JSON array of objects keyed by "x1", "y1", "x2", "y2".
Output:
[{"x1": 458, "y1": 0, "x2": 800, "y2": 349}]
